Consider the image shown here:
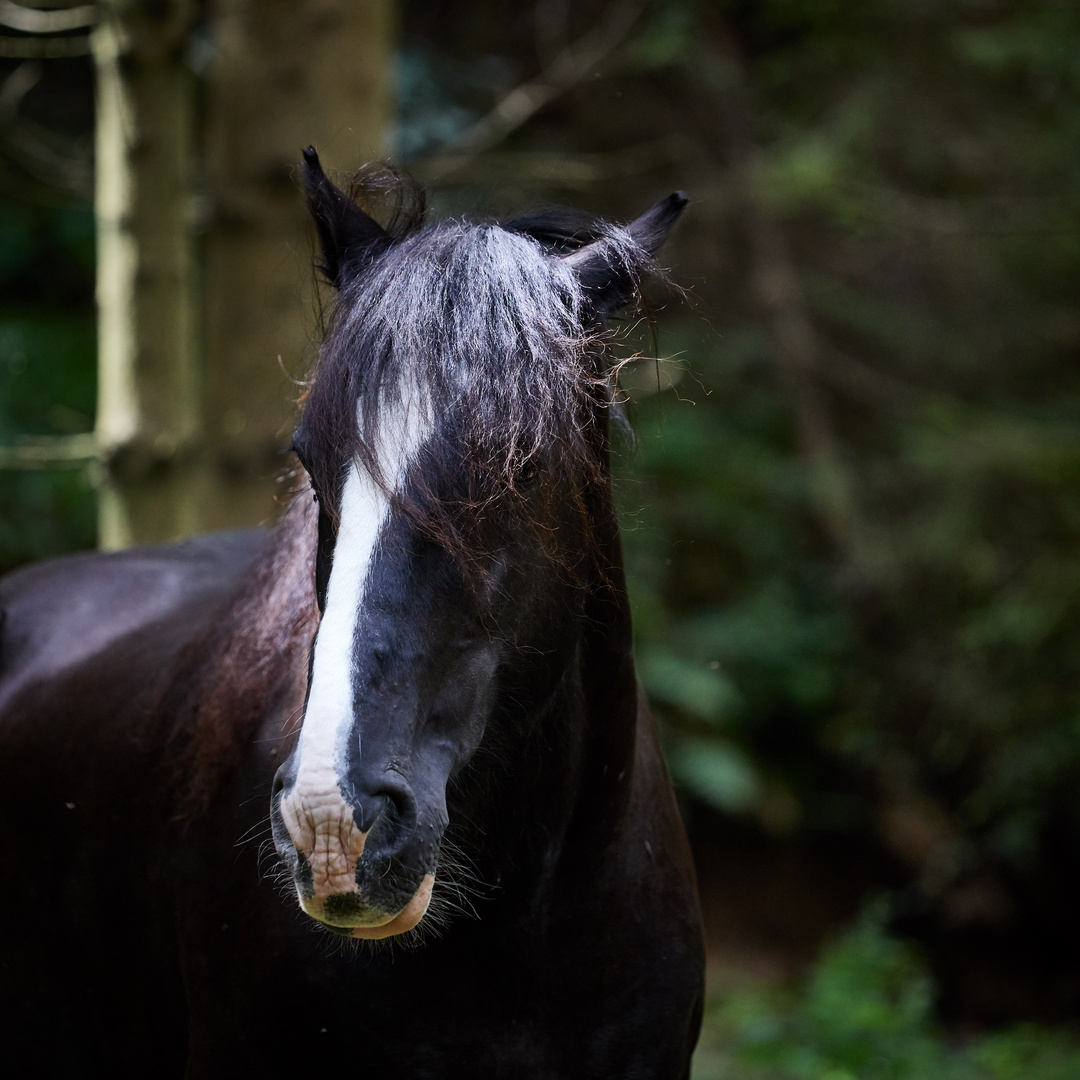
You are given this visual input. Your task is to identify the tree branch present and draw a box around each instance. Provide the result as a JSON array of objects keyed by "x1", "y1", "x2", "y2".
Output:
[
  {"x1": 428, "y1": 0, "x2": 646, "y2": 170},
  {"x1": 0, "y1": 433, "x2": 97, "y2": 470},
  {"x1": 0, "y1": 2, "x2": 96, "y2": 34},
  {"x1": 702, "y1": 29, "x2": 873, "y2": 575}
]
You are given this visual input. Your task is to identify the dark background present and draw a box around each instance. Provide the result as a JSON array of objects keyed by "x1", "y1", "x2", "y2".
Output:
[{"x1": 4, "y1": 2, "x2": 1080, "y2": 1074}]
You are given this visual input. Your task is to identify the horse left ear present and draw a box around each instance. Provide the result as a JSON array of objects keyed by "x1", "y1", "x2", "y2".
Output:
[
  {"x1": 564, "y1": 192, "x2": 688, "y2": 314},
  {"x1": 303, "y1": 146, "x2": 391, "y2": 287}
]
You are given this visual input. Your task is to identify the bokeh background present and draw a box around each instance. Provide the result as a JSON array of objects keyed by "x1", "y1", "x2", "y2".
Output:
[{"x1": 3, "y1": 2, "x2": 1080, "y2": 1075}]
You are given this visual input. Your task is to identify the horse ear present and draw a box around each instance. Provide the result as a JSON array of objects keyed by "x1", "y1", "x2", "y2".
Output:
[
  {"x1": 303, "y1": 146, "x2": 391, "y2": 287},
  {"x1": 563, "y1": 192, "x2": 688, "y2": 314}
]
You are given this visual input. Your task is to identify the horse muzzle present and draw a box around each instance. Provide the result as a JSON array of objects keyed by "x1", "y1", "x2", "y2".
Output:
[{"x1": 271, "y1": 763, "x2": 439, "y2": 938}]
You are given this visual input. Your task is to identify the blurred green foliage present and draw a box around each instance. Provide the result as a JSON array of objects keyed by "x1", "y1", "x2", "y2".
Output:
[
  {"x1": 0, "y1": 201, "x2": 97, "y2": 572},
  {"x1": 393, "y1": 0, "x2": 1080, "y2": 902},
  {"x1": 692, "y1": 903, "x2": 1080, "y2": 1079},
  {"x1": 620, "y1": 351, "x2": 853, "y2": 830},
  {"x1": 597, "y1": 0, "x2": 1080, "y2": 915}
]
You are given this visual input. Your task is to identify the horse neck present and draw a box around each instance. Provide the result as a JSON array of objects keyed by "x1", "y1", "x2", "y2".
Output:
[
  {"x1": 560, "y1": 491, "x2": 641, "y2": 835},
  {"x1": 465, "y1": 480, "x2": 643, "y2": 909}
]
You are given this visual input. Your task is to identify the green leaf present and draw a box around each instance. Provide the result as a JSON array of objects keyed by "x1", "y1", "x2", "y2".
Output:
[{"x1": 667, "y1": 735, "x2": 762, "y2": 813}]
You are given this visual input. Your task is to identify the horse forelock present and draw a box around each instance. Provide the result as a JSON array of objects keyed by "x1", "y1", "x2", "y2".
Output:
[{"x1": 297, "y1": 214, "x2": 637, "y2": 572}]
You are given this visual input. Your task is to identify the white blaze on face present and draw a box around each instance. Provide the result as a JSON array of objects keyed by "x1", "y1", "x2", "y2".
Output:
[{"x1": 281, "y1": 386, "x2": 431, "y2": 909}]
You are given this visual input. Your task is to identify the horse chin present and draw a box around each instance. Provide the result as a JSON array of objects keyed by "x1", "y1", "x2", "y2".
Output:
[
  {"x1": 349, "y1": 873, "x2": 434, "y2": 939},
  {"x1": 302, "y1": 872, "x2": 435, "y2": 939}
]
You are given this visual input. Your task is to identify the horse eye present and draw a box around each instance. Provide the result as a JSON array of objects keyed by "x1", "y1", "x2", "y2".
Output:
[
  {"x1": 289, "y1": 441, "x2": 322, "y2": 503},
  {"x1": 291, "y1": 444, "x2": 317, "y2": 486},
  {"x1": 512, "y1": 452, "x2": 539, "y2": 487}
]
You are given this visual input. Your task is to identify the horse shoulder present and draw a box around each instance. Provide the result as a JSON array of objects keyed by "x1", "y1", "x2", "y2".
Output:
[
  {"x1": 541, "y1": 689, "x2": 704, "y2": 1077},
  {"x1": 607, "y1": 692, "x2": 705, "y2": 1072},
  {"x1": 630, "y1": 691, "x2": 702, "y2": 902}
]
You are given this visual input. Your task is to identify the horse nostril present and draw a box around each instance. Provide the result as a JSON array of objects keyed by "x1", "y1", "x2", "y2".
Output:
[
  {"x1": 271, "y1": 764, "x2": 288, "y2": 800},
  {"x1": 358, "y1": 776, "x2": 416, "y2": 837}
]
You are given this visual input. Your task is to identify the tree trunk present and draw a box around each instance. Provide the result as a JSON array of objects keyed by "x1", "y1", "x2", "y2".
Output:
[
  {"x1": 700, "y1": 27, "x2": 874, "y2": 579},
  {"x1": 93, "y1": 0, "x2": 393, "y2": 546},
  {"x1": 198, "y1": 0, "x2": 393, "y2": 531},
  {"x1": 93, "y1": 0, "x2": 201, "y2": 547}
]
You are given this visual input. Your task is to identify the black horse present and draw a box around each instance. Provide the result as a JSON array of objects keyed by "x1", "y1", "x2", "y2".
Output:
[{"x1": 0, "y1": 151, "x2": 704, "y2": 1078}]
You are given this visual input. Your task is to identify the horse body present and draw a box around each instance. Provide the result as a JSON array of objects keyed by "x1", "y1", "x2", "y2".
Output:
[
  {"x1": 0, "y1": 156, "x2": 703, "y2": 1078},
  {"x1": 0, "y1": 532, "x2": 265, "y2": 1072}
]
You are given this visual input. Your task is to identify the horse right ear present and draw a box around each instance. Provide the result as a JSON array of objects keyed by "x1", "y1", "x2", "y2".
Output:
[
  {"x1": 303, "y1": 147, "x2": 391, "y2": 287},
  {"x1": 563, "y1": 192, "x2": 688, "y2": 315}
]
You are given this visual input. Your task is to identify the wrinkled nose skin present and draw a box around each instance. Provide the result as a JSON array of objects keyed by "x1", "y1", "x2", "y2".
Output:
[{"x1": 271, "y1": 738, "x2": 444, "y2": 938}]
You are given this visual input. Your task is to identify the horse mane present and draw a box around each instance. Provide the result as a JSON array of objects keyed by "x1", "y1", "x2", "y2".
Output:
[
  {"x1": 168, "y1": 491, "x2": 319, "y2": 818},
  {"x1": 296, "y1": 169, "x2": 658, "y2": 573}
]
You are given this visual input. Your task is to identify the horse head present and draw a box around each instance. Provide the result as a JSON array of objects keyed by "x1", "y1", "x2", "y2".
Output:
[{"x1": 270, "y1": 149, "x2": 685, "y2": 940}]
